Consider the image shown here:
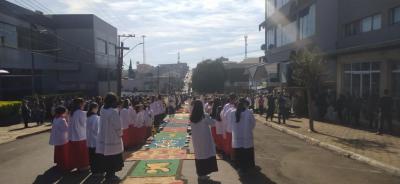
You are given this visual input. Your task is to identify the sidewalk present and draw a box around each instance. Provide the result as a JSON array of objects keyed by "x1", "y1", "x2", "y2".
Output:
[
  {"x1": 0, "y1": 122, "x2": 52, "y2": 145},
  {"x1": 255, "y1": 115, "x2": 400, "y2": 176}
]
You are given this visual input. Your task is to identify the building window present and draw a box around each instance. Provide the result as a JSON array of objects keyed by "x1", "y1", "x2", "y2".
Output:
[
  {"x1": 393, "y1": 63, "x2": 400, "y2": 97},
  {"x1": 0, "y1": 22, "x2": 18, "y2": 48},
  {"x1": 276, "y1": 0, "x2": 290, "y2": 10},
  {"x1": 361, "y1": 14, "x2": 381, "y2": 32},
  {"x1": 345, "y1": 22, "x2": 358, "y2": 36},
  {"x1": 391, "y1": 6, "x2": 400, "y2": 24},
  {"x1": 108, "y1": 43, "x2": 116, "y2": 56},
  {"x1": 299, "y1": 4, "x2": 316, "y2": 40},
  {"x1": 276, "y1": 21, "x2": 297, "y2": 47},
  {"x1": 266, "y1": 27, "x2": 276, "y2": 49},
  {"x1": 266, "y1": 0, "x2": 275, "y2": 17},
  {"x1": 343, "y1": 62, "x2": 380, "y2": 98},
  {"x1": 96, "y1": 38, "x2": 107, "y2": 54}
]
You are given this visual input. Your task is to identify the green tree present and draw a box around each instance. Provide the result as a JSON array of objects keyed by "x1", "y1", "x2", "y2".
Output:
[
  {"x1": 291, "y1": 48, "x2": 325, "y2": 132},
  {"x1": 192, "y1": 58, "x2": 226, "y2": 93}
]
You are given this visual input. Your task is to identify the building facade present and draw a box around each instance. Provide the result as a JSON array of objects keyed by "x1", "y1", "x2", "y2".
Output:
[
  {"x1": 259, "y1": 0, "x2": 400, "y2": 99},
  {"x1": 0, "y1": 1, "x2": 118, "y2": 99}
]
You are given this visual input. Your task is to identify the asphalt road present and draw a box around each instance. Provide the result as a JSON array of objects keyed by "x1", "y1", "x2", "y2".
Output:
[{"x1": 0, "y1": 120, "x2": 400, "y2": 184}]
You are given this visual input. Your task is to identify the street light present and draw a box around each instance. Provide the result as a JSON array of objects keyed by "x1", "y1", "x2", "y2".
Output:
[
  {"x1": 0, "y1": 69, "x2": 9, "y2": 74},
  {"x1": 123, "y1": 42, "x2": 143, "y2": 58}
]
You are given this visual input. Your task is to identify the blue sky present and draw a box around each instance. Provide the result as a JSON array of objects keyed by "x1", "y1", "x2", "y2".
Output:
[{"x1": 9, "y1": 0, "x2": 265, "y2": 68}]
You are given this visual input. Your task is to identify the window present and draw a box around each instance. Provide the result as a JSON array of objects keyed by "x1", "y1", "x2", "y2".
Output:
[
  {"x1": 266, "y1": 0, "x2": 275, "y2": 17},
  {"x1": 108, "y1": 43, "x2": 116, "y2": 56},
  {"x1": 276, "y1": 0, "x2": 290, "y2": 10},
  {"x1": 361, "y1": 14, "x2": 381, "y2": 32},
  {"x1": 277, "y1": 21, "x2": 297, "y2": 47},
  {"x1": 343, "y1": 62, "x2": 380, "y2": 98},
  {"x1": 96, "y1": 38, "x2": 107, "y2": 54},
  {"x1": 299, "y1": 4, "x2": 316, "y2": 39},
  {"x1": 0, "y1": 22, "x2": 18, "y2": 48},
  {"x1": 391, "y1": 6, "x2": 400, "y2": 24},
  {"x1": 266, "y1": 27, "x2": 276, "y2": 49},
  {"x1": 345, "y1": 22, "x2": 358, "y2": 36}
]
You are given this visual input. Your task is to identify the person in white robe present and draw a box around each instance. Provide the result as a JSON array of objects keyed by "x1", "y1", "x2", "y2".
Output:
[
  {"x1": 86, "y1": 102, "x2": 101, "y2": 175},
  {"x1": 190, "y1": 100, "x2": 218, "y2": 180},
  {"x1": 96, "y1": 93, "x2": 124, "y2": 181},
  {"x1": 120, "y1": 99, "x2": 132, "y2": 149},
  {"x1": 231, "y1": 98, "x2": 256, "y2": 173},
  {"x1": 49, "y1": 106, "x2": 71, "y2": 171}
]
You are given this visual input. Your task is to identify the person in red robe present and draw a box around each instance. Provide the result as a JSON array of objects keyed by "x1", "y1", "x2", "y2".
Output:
[{"x1": 49, "y1": 106, "x2": 71, "y2": 172}]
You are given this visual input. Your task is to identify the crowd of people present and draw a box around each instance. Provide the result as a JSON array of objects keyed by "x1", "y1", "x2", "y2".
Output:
[
  {"x1": 48, "y1": 93, "x2": 185, "y2": 182},
  {"x1": 189, "y1": 93, "x2": 256, "y2": 180},
  {"x1": 245, "y1": 89, "x2": 398, "y2": 135}
]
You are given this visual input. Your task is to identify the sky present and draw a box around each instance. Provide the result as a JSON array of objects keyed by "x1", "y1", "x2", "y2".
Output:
[{"x1": 8, "y1": 0, "x2": 265, "y2": 68}]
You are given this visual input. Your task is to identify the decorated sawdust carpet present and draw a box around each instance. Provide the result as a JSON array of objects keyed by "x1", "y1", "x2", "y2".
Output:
[
  {"x1": 162, "y1": 127, "x2": 188, "y2": 132},
  {"x1": 125, "y1": 149, "x2": 188, "y2": 161},
  {"x1": 154, "y1": 132, "x2": 188, "y2": 140},
  {"x1": 123, "y1": 177, "x2": 184, "y2": 184},
  {"x1": 166, "y1": 119, "x2": 189, "y2": 124},
  {"x1": 129, "y1": 159, "x2": 181, "y2": 177},
  {"x1": 162, "y1": 123, "x2": 188, "y2": 128},
  {"x1": 148, "y1": 139, "x2": 188, "y2": 149}
]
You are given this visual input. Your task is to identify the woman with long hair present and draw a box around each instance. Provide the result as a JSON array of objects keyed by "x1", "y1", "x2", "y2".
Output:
[
  {"x1": 86, "y1": 102, "x2": 101, "y2": 175},
  {"x1": 190, "y1": 100, "x2": 218, "y2": 180},
  {"x1": 210, "y1": 98, "x2": 224, "y2": 152},
  {"x1": 68, "y1": 98, "x2": 89, "y2": 171},
  {"x1": 96, "y1": 93, "x2": 124, "y2": 181},
  {"x1": 231, "y1": 98, "x2": 256, "y2": 174}
]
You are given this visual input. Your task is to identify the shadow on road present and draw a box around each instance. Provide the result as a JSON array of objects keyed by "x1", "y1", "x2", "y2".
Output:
[
  {"x1": 32, "y1": 166, "x2": 63, "y2": 184},
  {"x1": 316, "y1": 131, "x2": 397, "y2": 154},
  {"x1": 238, "y1": 166, "x2": 276, "y2": 184}
]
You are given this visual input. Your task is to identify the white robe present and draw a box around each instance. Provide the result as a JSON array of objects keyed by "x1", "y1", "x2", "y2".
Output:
[
  {"x1": 190, "y1": 115, "x2": 216, "y2": 159},
  {"x1": 49, "y1": 117, "x2": 68, "y2": 146},
  {"x1": 129, "y1": 107, "x2": 137, "y2": 126},
  {"x1": 120, "y1": 108, "x2": 131, "y2": 129},
  {"x1": 68, "y1": 110, "x2": 87, "y2": 141},
  {"x1": 220, "y1": 103, "x2": 234, "y2": 137},
  {"x1": 231, "y1": 109, "x2": 255, "y2": 149},
  {"x1": 135, "y1": 111, "x2": 145, "y2": 128},
  {"x1": 96, "y1": 108, "x2": 123, "y2": 156},
  {"x1": 86, "y1": 114, "x2": 100, "y2": 148},
  {"x1": 144, "y1": 109, "x2": 154, "y2": 127}
]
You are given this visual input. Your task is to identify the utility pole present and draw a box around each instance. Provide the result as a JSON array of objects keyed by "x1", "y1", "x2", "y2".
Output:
[
  {"x1": 157, "y1": 66, "x2": 160, "y2": 95},
  {"x1": 142, "y1": 35, "x2": 146, "y2": 64},
  {"x1": 177, "y1": 52, "x2": 180, "y2": 64},
  {"x1": 244, "y1": 35, "x2": 248, "y2": 59},
  {"x1": 117, "y1": 34, "x2": 134, "y2": 97}
]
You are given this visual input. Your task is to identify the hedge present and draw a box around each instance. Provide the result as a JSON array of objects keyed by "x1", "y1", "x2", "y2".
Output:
[{"x1": 0, "y1": 101, "x2": 22, "y2": 120}]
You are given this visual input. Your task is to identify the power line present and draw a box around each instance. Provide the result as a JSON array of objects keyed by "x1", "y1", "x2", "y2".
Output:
[
  {"x1": 20, "y1": 0, "x2": 46, "y2": 13},
  {"x1": 29, "y1": 0, "x2": 54, "y2": 13}
]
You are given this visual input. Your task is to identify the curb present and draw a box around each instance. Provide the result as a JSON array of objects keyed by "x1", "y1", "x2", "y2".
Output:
[
  {"x1": 16, "y1": 128, "x2": 51, "y2": 139},
  {"x1": 256, "y1": 116, "x2": 400, "y2": 177}
]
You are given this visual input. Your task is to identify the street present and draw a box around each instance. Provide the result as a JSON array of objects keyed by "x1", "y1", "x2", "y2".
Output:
[{"x1": 0, "y1": 120, "x2": 399, "y2": 184}]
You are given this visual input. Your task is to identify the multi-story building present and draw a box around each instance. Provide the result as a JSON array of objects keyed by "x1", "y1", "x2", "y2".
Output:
[
  {"x1": 0, "y1": 1, "x2": 117, "y2": 99},
  {"x1": 259, "y1": 0, "x2": 400, "y2": 100}
]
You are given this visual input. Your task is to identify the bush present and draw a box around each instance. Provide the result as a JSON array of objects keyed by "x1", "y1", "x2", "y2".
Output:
[{"x1": 0, "y1": 101, "x2": 22, "y2": 121}]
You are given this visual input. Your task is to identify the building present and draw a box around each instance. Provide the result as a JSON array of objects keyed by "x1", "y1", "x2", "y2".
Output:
[
  {"x1": 0, "y1": 1, "x2": 118, "y2": 99},
  {"x1": 122, "y1": 62, "x2": 189, "y2": 94},
  {"x1": 259, "y1": 0, "x2": 400, "y2": 99}
]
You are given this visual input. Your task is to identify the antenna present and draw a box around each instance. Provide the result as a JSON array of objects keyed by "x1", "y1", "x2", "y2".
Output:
[
  {"x1": 178, "y1": 52, "x2": 180, "y2": 64},
  {"x1": 142, "y1": 35, "x2": 146, "y2": 64},
  {"x1": 244, "y1": 35, "x2": 248, "y2": 59}
]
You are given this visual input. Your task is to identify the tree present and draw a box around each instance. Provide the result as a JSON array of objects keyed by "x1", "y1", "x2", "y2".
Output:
[
  {"x1": 192, "y1": 58, "x2": 226, "y2": 93},
  {"x1": 291, "y1": 48, "x2": 325, "y2": 132}
]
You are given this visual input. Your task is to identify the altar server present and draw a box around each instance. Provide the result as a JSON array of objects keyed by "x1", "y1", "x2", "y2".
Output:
[
  {"x1": 120, "y1": 99, "x2": 132, "y2": 149},
  {"x1": 96, "y1": 93, "x2": 124, "y2": 181},
  {"x1": 190, "y1": 100, "x2": 218, "y2": 180},
  {"x1": 231, "y1": 98, "x2": 256, "y2": 173},
  {"x1": 128, "y1": 103, "x2": 137, "y2": 146},
  {"x1": 49, "y1": 106, "x2": 71, "y2": 171},
  {"x1": 144, "y1": 104, "x2": 154, "y2": 138},
  {"x1": 220, "y1": 94, "x2": 236, "y2": 157},
  {"x1": 86, "y1": 102, "x2": 101, "y2": 175},
  {"x1": 68, "y1": 98, "x2": 89, "y2": 171},
  {"x1": 135, "y1": 104, "x2": 146, "y2": 144}
]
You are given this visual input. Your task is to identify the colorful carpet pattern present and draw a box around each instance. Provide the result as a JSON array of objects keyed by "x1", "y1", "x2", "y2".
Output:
[
  {"x1": 123, "y1": 177, "x2": 184, "y2": 184},
  {"x1": 129, "y1": 159, "x2": 181, "y2": 177},
  {"x1": 124, "y1": 110, "x2": 190, "y2": 183},
  {"x1": 125, "y1": 149, "x2": 188, "y2": 161}
]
